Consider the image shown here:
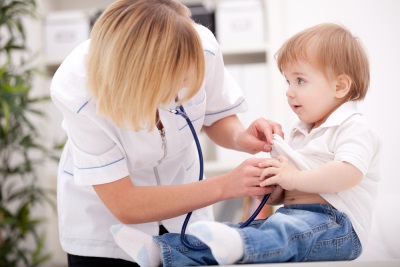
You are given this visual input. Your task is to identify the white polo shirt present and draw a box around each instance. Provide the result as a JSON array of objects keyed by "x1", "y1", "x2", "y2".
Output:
[
  {"x1": 271, "y1": 101, "x2": 382, "y2": 248},
  {"x1": 51, "y1": 24, "x2": 247, "y2": 260}
]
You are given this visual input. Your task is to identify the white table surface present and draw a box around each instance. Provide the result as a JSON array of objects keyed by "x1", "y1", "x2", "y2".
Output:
[{"x1": 225, "y1": 260, "x2": 400, "y2": 267}]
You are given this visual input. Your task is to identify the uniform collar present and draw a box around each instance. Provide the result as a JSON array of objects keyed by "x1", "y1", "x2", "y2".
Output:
[{"x1": 291, "y1": 101, "x2": 362, "y2": 135}]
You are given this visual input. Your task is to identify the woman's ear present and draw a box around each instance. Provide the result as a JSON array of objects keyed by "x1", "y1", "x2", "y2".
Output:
[{"x1": 335, "y1": 74, "x2": 352, "y2": 99}]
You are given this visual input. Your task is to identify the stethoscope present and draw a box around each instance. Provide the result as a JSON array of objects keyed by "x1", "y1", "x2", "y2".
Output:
[{"x1": 165, "y1": 105, "x2": 270, "y2": 251}]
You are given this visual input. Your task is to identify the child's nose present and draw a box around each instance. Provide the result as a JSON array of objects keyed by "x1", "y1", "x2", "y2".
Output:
[{"x1": 286, "y1": 87, "x2": 295, "y2": 98}]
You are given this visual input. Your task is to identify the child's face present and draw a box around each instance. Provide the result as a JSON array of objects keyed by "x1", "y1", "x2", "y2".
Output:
[{"x1": 282, "y1": 61, "x2": 340, "y2": 129}]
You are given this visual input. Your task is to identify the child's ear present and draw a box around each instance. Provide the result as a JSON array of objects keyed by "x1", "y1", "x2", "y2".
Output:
[{"x1": 335, "y1": 74, "x2": 352, "y2": 99}]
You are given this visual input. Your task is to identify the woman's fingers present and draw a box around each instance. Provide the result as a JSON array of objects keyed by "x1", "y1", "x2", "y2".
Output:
[
  {"x1": 241, "y1": 158, "x2": 270, "y2": 178},
  {"x1": 242, "y1": 158, "x2": 278, "y2": 194}
]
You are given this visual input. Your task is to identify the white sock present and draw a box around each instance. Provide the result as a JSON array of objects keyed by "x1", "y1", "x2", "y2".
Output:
[
  {"x1": 188, "y1": 221, "x2": 244, "y2": 265},
  {"x1": 110, "y1": 224, "x2": 161, "y2": 267}
]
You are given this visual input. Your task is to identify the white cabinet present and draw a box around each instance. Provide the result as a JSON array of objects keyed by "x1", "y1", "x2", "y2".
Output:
[{"x1": 40, "y1": 0, "x2": 271, "y2": 63}]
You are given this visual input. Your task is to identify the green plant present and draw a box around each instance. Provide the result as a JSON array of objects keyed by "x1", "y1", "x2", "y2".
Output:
[{"x1": 0, "y1": 0, "x2": 54, "y2": 266}]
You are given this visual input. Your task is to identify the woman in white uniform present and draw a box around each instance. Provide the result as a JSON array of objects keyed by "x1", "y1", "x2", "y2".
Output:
[{"x1": 51, "y1": 0, "x2": 282, "y2": 266}]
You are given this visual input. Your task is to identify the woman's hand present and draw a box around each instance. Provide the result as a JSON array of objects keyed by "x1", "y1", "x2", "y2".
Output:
[
  {"x1": 259, "y1": 156, "x2": 300, "y2": 191},
  {"x1": 218, "y1": 158, "x2": 276, "y2": 200},
  {"x1": 236, "y1": 118, "x2": 284, "y2": 154},
  {"x1": 203, "y1": 116, "x2": 283, "y2": 154}
]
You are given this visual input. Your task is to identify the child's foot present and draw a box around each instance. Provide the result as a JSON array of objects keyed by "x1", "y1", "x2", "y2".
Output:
[
  {"x1": 188, "y1": 221, "x2": 244, "y2": 265},
  {"x1": 110, "y1": 224, "x2": 161, "y2": 267}
]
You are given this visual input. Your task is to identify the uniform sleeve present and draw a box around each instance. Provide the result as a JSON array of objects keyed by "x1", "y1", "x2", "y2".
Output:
[
  {"x1": 53, "y1": 95, "x2": 129, "y2": 186},
  {"x1": 51, "y1": 48, "x2": 130, "y2": 186},
  {"x1": 195, "y1": 24, "x2": 248, "y2": 126}
]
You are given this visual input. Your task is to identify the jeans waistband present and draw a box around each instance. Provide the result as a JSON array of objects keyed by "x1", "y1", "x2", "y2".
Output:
[{"x1": 283, "y1": 203, "x2": 337, "y2": 213}]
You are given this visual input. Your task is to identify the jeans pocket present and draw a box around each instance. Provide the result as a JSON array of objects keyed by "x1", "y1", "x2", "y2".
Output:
[{"x1": 308, "y1": 214, "x2": 358, "y2": 261}]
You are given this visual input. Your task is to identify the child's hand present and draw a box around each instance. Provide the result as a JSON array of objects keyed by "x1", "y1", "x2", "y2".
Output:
[{"x1": 259, "y1": 156, "x2": 300, "y2": 191}]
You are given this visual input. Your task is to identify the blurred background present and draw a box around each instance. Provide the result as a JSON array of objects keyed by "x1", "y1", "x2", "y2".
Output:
[{"x1": 3, "y1": 0, "x2": 399, "y2": 266}]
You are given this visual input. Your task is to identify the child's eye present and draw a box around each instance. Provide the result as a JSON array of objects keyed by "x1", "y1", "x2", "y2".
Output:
[
  {"x1": 297, "y1": 78, "x2": 305, "y2": 84},
  {"x1": 286, "y1": 79, "x2": 290, "y2": 85}
]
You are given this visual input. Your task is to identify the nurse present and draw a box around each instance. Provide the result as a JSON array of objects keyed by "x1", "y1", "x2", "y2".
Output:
[{"x1": 51, "y1": 0, "x2": 282, "y2": 266}]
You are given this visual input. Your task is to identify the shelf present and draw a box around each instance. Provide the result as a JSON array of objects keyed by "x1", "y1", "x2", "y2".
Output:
[
  {"x1": 220, "y1": 42, "x2": 269, "y2": 55},
  {"x1": 221, "y1": 43, "x2": 269, "y2": 65},
  {"x1": 44, "y1": 42, "x2": 270, "y2": 69},
  {"x1": 45, "y1": 57, "x2": 64, "y2": 67},
  {"x1": 44, "y1": 59, "x2": 62, "y2": 76}
]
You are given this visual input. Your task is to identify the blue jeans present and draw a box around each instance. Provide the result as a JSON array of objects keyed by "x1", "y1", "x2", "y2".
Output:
[{"x1": 153, "y1": 204, "x2": 362, "y2": 266}]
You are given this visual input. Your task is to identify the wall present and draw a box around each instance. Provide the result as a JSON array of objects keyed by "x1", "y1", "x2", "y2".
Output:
[{"x1": 270, "y1": 0, "x2": 400, "y2": 260}]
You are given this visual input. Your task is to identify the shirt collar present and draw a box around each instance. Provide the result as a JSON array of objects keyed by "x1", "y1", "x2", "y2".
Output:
[{"x1": 291, "y1": 101, "x2": 362, "y2": 135}]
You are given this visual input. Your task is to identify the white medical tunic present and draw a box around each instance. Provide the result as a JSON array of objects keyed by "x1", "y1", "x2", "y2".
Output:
[{"x1": 51, "y1": 24, "x2": 247, "y2": 260}]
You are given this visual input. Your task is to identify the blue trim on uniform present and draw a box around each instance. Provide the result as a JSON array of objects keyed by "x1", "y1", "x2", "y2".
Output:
[
  {"x1": 186, "y1": 158, "x2": 196, "y2": 171},
  {"x1": 77, "y1": 100, "x2": 89, "y2": 113},
  {"x1": 73, "y1": 157, "x2": 125, "y2": 170},
  {"x1": 205, "y1": 98, "x2": 245, "y2": 116},
  {"x1": 179, "y1": 115, "x2": 204, "y2": 131},
  {"x1": 63, "y1": 170, "x2": 74, "y2": 176},
  {"x1": 204, "y1": 49, "x2": 216, "y2": 56}
]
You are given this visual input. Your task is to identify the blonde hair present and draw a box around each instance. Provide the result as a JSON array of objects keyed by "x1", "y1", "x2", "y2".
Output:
[
  {"x1": 87, "y1": 0, "x2": 205, "y2": 130},
  {"x1": 276, "y1": 23, "x2": 370, "y2": 101}
]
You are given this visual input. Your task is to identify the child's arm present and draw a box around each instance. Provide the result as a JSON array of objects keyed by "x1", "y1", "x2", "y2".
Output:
[{"x1": 259, "y1": 156, "x2": 363, "y2": 193}]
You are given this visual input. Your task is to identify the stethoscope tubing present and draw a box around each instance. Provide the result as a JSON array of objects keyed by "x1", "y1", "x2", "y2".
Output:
[{"x1": 170, "y1": 105, "x2": 271, "y2": 251}]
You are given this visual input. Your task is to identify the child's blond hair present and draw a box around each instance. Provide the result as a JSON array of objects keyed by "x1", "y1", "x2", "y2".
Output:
[
  {"x1": 87, "y1": 0, "x2": 205, "y2": 130},
  {"x1": 276, "y1": 23, "x2": 370, "y2": 101}
]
